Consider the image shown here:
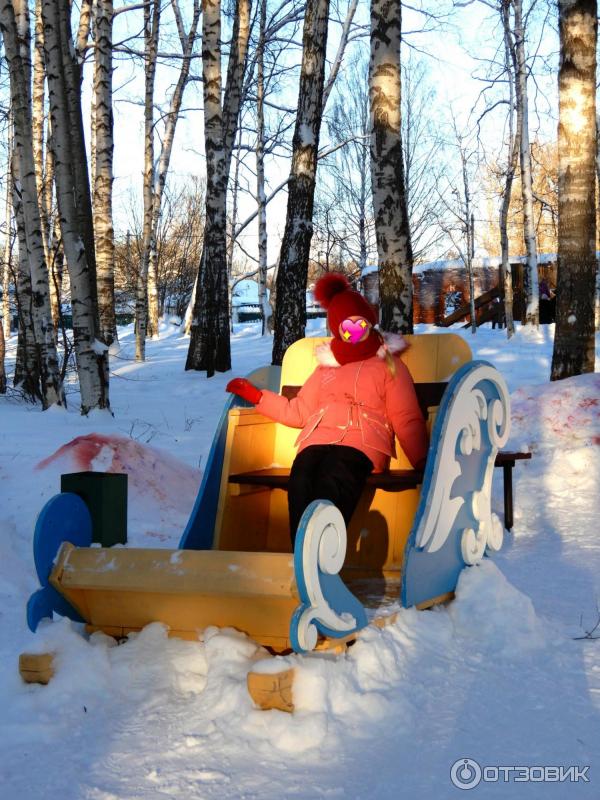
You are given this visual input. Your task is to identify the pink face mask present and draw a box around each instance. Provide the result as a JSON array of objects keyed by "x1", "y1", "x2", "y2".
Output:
[{"x1": 339, "y1": 316, "x2": 371, "y2": 344}]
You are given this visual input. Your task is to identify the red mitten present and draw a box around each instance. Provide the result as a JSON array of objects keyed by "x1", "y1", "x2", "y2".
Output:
[{"x1": 226, "y1": 377, "x2": 263, "y2": 405}]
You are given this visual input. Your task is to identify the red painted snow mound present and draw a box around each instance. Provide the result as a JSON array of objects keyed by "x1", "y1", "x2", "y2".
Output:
[
  {"x1": 35, "y1": 434, "x2": 201, "y2": 545},
  {"x1": 511, "y1": 373, "x2": 600, "y2": 451}
]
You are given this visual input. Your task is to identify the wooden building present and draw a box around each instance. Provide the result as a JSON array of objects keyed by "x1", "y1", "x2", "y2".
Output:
[{"x1": 360, "y1": 256, "x2": 558, "y2": 324}]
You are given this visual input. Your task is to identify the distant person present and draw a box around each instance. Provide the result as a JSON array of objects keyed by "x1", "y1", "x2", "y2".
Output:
[
  {"x1": 539, "y1": 278, "x2": 556, "y2": 323},
  {"x1": 539, "y1": 278, "x2": 555, "y2": 301}
]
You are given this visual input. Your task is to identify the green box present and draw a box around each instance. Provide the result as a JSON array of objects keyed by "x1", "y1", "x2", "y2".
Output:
[{"x1": 61, "y1": 471, "x2": 128, "y2": 547}]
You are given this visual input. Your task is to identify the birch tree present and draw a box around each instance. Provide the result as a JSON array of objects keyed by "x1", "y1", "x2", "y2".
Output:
[
  {"x1": 135, "y1": 0, "x2": 160, "y2": 361},
  {"x1": 255, "y1": 0, "x2": 269, "y2": 334},
  {"x1": 0, "y1": 308, "x2": 5, "y2": 393},
  {"x1": 41, "y1": 0, "x2": 110, "y2": 412},
  {"x1": 271, "y1": 0, "x2": 330, "y2": 365},
  {"x1": 2, "y1": 123, "x2": 13, "y2": 344},
  {"x1": 32, "y1": 0, "x2": 59, "y2": 331},
  {"x1": 0, "y1": 160, "x2": 9, "y2": 392},
  {"x1": 369, "y1": 0, "x2": 413, "y2": 334},
  {"x1": 551, "y1": 0, "x2": 597, "y2": 379},
  {"x1": 185, "y1": 0, "x2": 252, "y2": 375},
  {"x1": 0, "y1": 0, "x2": 64, "y2": 407},
  {"x1": 12, "y1": 161, "x2": 42, "y2": 398},
  {"x1": 499, "y1": 0, "x2": 516, "y2": 336},
  {"x1": 508, "y1": 0, "x2": 539, "y2": 325},
  {"x1": 92, "y1": 0, "x2": 117, "y2": 346}
]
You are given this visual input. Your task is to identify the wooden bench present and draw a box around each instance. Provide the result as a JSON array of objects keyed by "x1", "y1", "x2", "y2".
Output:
[{"x1": 229, "y1": 383, "x2": 531, "y2": 531}]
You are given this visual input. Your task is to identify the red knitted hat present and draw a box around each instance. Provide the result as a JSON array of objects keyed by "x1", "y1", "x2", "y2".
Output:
[
  {"x1": 313, "y1": 273, "x2": 379, "y2": 364},
  {"x1": 313, "y1": 273, "x2": 377, "y2": 336}
]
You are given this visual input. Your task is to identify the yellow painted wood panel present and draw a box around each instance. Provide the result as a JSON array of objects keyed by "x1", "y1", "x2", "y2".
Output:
[
  {"x1": 64, "y1": 587, "x2": 298, "y2": 642},
  {"x1": 213, "y1": 410, "x2": 278, "y2": 551},
  {"x1": 51, "y1": 544, "x2": 296, "y2": 597}
]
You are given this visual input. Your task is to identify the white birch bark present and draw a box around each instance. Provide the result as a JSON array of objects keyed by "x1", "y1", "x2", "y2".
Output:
[
  {"x1": 256, "y1": 0, "x2": 269, "y2": 335},
  {"x1": 2, "y1": 121, "x2": 13, "y2": 342},
  {"x1": 551, "y1": 0, "x2": 597, "y2": 379},
  {"x1": 0, "y1": 305, "x2": 5, "y2": 392},
  {"x1": 186, "y1": 0, "x2": 227, "y2": 373},
  {"x1": 135, "y1": 0, "x2": 160, "y2": 361},
  {"x1": 92, "y1": 0, "x2": 117, "y2": 346},
  {"x1": 271, "y1": 0, "x2": 330, "y2": 365},
  {"x1": 41, "y1": 0, "x2": 110, "y2": 412},
  {"x1": 186, "y1": 0, "x2": 251, "y2": 375},
  {"x1": 12, "y1": 162, "x2": 41, "y2": 397},
  {"x1": 76, "y1": 0, "x2": 92, "y2": 61},
  {"x1": 0, "y1": 0, "x2": 64, "y2": 407},
  {"x1": 500, "y1": 0, "x2": 516, "y2": 337},
  {"x1": 369, "y1": 0, "x2": 413, "y2": 334},
  {"x1": 0, "y1": 145, "x2": 9, "y2": 392},
  {"x1": 183, "y1": 271, "x2": 198, "y2": 334},
  {"x1": 32, "y1": 0, "x2": 59, "y2": 333},
  {"x1": 512, "y1": 0, "x2": 539, "y2": 325}
]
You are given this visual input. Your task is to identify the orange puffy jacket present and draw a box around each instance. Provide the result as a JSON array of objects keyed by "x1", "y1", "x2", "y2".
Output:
[{"x1": 256, "y1": 343, "x2": 428, "y2": 472}]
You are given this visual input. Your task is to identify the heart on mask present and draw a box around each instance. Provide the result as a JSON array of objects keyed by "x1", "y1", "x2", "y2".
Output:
[{"x1": 339, "y1": 316, "x2": 371, "y2": 344}]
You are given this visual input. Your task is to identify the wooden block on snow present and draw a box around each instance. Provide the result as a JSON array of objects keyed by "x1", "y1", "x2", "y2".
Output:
[
  {"x1": 247, "y1": 667, "x2": 295, "y2": 713},
  {"x1": 19, "y1": 652, "x2": 54, "y2": 685}
]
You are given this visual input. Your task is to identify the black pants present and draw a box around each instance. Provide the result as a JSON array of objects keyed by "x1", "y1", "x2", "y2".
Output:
[{"x1": 288, "y1": 445, "x2": 373, "y2": 545}]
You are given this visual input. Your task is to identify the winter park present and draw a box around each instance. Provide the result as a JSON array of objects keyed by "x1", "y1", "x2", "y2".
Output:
[{"x1": 1, "y1": 0, "x2": 600, "y2": 797}]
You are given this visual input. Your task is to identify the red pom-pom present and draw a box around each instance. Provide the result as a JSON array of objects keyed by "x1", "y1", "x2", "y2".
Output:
[{"x1": 313, "y1": 273, "x2": 349, "y2": 309}]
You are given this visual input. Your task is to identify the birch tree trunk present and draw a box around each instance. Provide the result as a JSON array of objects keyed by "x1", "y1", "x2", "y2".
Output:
[
  {"x1": 32, "y1": 0, "x2": 58, "y2": 332},
  {"x1": 0, "y1": 149, "x2": 10, "y2": 391},
  {"x1": 135, "y1": 0, "x2": 160, "y2": 360},
  {"x1": 42, "y1": 0, "x2": 110, "y2": 412},
  {"x1": 2, "y1": 121, "x2": 13, "y2": 342},
  {"x1": 369, "y1": 0, "x2": 413, "y2": 334},
  {"x1": 551, "y1": 0, "x2": 597, "y2": 380},
  {"x1": 512, "y1": 0, "x2": 539, "y2": 325},
  {"x1": 256, "y1": 0, "x2": 269, "y2": 335},
  {"x1": 500, "y1": 0, "x2": 516, "y2": 337},
  {"x1": 12, "y1": 164, "x2": 41, "y2": 398},
  {"x1": 0, "y1": 308, "x2": 5, "y2": 393},
  {"x1": 186, "y1": 0, "x2": 229, "y2": 374},
  {"x1": 271, "y1": 0, "x2": 330, "y2": 365},
  {"x1": 44, "y1": 115, "x2": 63, "y2": 314},
  {"x1": 462, "y1": 163, "x2": 476, "y2": 335},
  {"x1": 146, "y1": 0, "x2": 200, "y2": 340},
  {"x1": 186, "y1": 0, "x2": 251, "y2": 375},
  {"x1": 93, "y1": 0, "x2": 117, "y2": 346},
  {"x1": 0, "y1": 0, "x2": 64, "y2": 407}
]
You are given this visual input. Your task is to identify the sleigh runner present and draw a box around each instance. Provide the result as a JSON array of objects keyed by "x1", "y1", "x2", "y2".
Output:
[{"x1": 26, "y1": 333, "x2": 511, "y2": 667}]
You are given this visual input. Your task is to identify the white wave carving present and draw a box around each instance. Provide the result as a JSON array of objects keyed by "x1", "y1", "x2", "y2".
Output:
[
  {"x1": 294, "y1": 502, "x2": 357, "y2": 652},
  {"x1": 416, "y1": 364, "x2": 510, "y2": 561}
]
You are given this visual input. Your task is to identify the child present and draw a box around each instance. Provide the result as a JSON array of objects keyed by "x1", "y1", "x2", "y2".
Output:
[{"x1": 226, "y1": 273, "x2": 428, "y2": 544}]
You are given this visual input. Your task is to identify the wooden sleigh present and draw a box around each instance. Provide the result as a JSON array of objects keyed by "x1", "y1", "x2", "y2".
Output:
[{"x1": 25, "y1": 333, "x2": 512, "y2": 700}]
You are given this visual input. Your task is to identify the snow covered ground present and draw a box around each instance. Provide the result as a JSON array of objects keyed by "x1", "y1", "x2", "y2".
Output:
[{"x1": 1, "y1": 320, "x2": 599, "y2": 799}]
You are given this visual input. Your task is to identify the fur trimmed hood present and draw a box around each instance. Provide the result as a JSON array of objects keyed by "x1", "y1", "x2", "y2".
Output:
[{"x1": 316, "y1": 331, "x2": 408, "y2": 367}]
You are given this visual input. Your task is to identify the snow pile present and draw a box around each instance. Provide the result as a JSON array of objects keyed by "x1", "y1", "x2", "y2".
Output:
[
  {"x1": 1, "y1": 321, "x2": 599, "y2": 798},
  {"x1": 6, "y1": 561, "x2": 549, "y2": 762},
  {"x1": 35, "y1": 433, "x2": 200, "y2": 546},
  {"x1": 510, "y1": 372, "x2": 600, "y2": 453}
]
